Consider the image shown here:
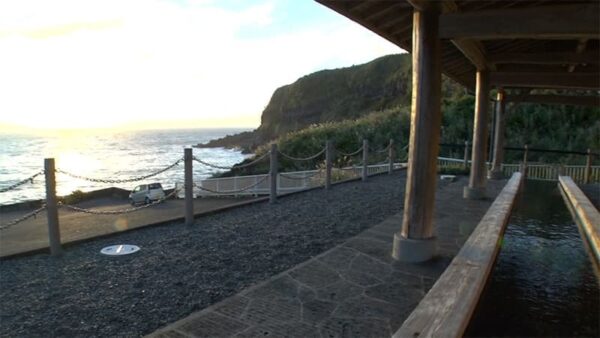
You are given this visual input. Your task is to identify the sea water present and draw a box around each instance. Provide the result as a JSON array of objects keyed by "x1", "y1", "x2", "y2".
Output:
[
  {"x1": 0, "y1": 128, "x2": 251, "y2": 205},
  {"x1": 466, "y1": 180, "x2": 599, "y2": 336}
]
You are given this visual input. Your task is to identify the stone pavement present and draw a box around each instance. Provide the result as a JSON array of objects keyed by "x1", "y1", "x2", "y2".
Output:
[
  {"x1": 149, "y1": 177, "x2": 506, "y2": 338},
  {"x1": 0, "y1": 197, "x2": 259, "y2": 257}
]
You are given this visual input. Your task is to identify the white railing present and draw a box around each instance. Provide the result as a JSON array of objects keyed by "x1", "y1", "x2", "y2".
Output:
[
  {"x1": 437, "y1": 157, "x2": 599, "y2": 183},
  {"x1": 177, "y1": 158, "x2": 596, "y2": 198},
  {"x1": 189, "y1": 162, "x2": 406, "y2": 197}
]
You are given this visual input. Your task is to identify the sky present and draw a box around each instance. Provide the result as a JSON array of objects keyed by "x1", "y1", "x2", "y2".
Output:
[{"x1": 0, "y1": 0, "x2": 402, "y2": 132}]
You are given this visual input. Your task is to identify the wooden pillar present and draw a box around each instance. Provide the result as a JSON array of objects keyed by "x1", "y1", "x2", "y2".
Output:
[
  {"x1": 269, "y1": 144, "x2": 278, "y2": 204},
  {"x1": 489, "y1": 90, "x2": 506, "y2": 179},
  {"x1": 464, "y1": 70, "x2": 490, "y2": 200},
  {"x1": 44, "y1": 158, "x2": 62, "y2": 256},
  {"x1": 393, "y1": 4, "x2": 441, "y2": 263},
  {"x1": 584, "y1": 148, "x2": 592, "y2": 184},
  {"x1": 362, "y1": 139, "x2": 368, "y2": 181},
  {"x1": 388, "y1": 139, "x2": 394, "y2": 175},
  {"x1": 325, "y1": 140, "x2": 333, "y2": 189},
  {"x1": 184, "y1": 148, "x2": 194, "y2": 225},
  {"x1": 463, "y1": 140, "x2": 469, "y2": 169}
]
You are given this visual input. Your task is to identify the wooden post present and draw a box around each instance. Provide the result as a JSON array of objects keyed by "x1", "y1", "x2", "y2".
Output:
[
  {"x1": 393, "y1": 4, "x2": 441, "y2": 263},
  {"x1": 388, "y1": 139, "x2": 394, "y2": 175},
  {"x1": 270, "y1": 144, "x2": 278, "y2": 204},
  {"x1": 523, "y1": 144, "x2": 529, "y2": 166},
  {"x1": 489, "y1": 90, "x2": 506, "y2": 179},
  {"x1": 584, "y1": 148, "x2": 592, "y2": 184},
  {"x1": 184, "y1": 148, "x2": 194, "y2": 225},
  {"x1": 463, "y1": 140, "x2": 469, "y2": 169},
  {"x1": 325, "y1": 140, "x2": 333, "y2": 189},
  {"x1": 44, "y1": 158, "x2": 62, "y2": 256},
  {"x1": 464, "y1": 70, "x2": 490, "y2": 200},
  {"x1": 362, "y1": 139, "x2": 368, "y2": 181}
]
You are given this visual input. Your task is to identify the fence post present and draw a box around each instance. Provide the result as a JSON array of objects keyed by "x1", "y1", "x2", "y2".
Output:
[
  {"x1": 463, "y1": 140, "x2": 469, "y2": 169},
  {"x1": 184, "y1": 148, "x2": 194, "y2": 225},
  {"x1": 325, "y1": 140, "x2": 333, "y2": 190},
  {"x1": 270, "y1": 144, "x2": 278, "y2": 204},
  {"x1": 362, "y1": 139, "x2": 368, "y2": 181},
  {"x1": 584, "y1": 148, "x2": 592, "y2": 184},
  {"x1": 523, "y1": 144, "x2": 528, "y2": 166},
  {"x1": 44, "y1": 158, "x2": 62, "y2": 256},
  {"x1": 388, "y1": 139, "x2": 394, "y2": 175},
  {"x1": 558, "y1": 164, "x2": 566, "y2": 177}
]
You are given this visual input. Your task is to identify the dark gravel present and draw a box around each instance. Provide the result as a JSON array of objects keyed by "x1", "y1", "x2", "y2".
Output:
[{"x1": 0, "y1": 171, "x2": 408, "y2": 337}]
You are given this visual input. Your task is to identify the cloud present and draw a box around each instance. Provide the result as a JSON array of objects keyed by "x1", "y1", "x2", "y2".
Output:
[{"x1": 0, "y1": 0, "x2": 402, "y2": 130}]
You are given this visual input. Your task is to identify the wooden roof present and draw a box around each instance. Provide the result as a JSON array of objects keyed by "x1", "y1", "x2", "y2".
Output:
[{"x1": 316, "y1": 0, "x2": 600, "y2": 93}]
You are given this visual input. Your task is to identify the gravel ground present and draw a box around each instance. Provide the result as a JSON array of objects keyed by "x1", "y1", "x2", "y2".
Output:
[{"x1": 0, "y1": 171, "x2": 413, "y2": 337}]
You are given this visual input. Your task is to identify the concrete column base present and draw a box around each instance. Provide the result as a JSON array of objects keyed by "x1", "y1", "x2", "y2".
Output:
[
  {"x1": 463, "y1": 186, "x2": 486, "y2": 200},
  {"x1": 488, "y1": 169, "x2": 504, "y2": 180},
  {"x1": 392, "y1": 233, "x2": 437, "y2": 263}
]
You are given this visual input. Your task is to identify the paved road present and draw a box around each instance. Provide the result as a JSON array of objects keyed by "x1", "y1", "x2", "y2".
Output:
[{"x1": 0, "y1": 197, "x2": 260, "y2": 257}]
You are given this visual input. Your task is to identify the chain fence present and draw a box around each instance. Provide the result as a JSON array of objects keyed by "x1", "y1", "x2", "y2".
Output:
[
  {"x1": 0, "y1": 204, "x2": 47, "y2": 230},
  {"x1": 193, "y1": 152, "x2": 270, "y2": 170},
  {"x1": 0, "y1": 171, "x2": 44, "y2": 193},
  {"x1": 59, "y1": 188, "x2": 181, "y2": 215},
  {"x1": 56, "y1": 159, "x2": 183, "y2": 184}
]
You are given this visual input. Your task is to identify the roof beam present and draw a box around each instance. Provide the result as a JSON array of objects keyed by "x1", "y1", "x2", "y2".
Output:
[
  {"x1": 440, "y1": 4, "x2": 600, "y2": 40},
  {"x1": 488, "y1": 52, "x2": 600, "y2": 65},
  {"x1": 505, "y1": 94, "x2": 600, "y2": 107},
  {"x1": 441, "y1": 1, "x2": 494, "y2": 72},
  {"x1": 491, "y1": 72, "x2": 600, "y2": 90},
  {"x1": 360, "y1": 2, "x2": 404, "y2": 22},
  {"x1": 568, "y1": 39, "x2": 588, "y2": 73},
  {"x1": 451, "y1": 39, "x2": 494, "y2": 71}
]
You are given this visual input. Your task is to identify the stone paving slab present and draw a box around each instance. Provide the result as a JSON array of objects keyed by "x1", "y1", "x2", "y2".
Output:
[{"x1": 149, "y1": 177, "x2": 505, "y2": 338}]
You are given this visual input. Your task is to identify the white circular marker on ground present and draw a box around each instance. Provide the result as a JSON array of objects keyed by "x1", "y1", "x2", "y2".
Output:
[{"x1": 100, "y1": 244, "x2": 140, "y2": 256}]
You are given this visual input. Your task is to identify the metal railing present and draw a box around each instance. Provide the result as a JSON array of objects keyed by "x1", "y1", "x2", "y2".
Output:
[
  {"x1": 187, "y1": 162, "x2": 407, "y2": 197},
  {"x1": 437, "y1": 156, "x2": 599, "y2": 183}
]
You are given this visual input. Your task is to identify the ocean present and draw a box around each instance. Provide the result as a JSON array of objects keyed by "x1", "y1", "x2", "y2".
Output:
[{"x1": 0, "y1": 128, "x2": 251, "y2": 205}]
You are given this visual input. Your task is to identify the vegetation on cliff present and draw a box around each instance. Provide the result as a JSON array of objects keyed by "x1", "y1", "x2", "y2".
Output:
[{"x1": 204, "y1": 53, "x2": 598, "y2": 176}]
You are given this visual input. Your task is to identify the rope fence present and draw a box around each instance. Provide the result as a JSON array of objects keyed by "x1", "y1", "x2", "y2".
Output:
[
  {"x1": 192, "y1": 175, "x2": 269, "y2": 195},
  {"x1": 336, "y1": 146, "x2": 364, "y2": 157},
  {"x1": 193, "y1": 152, "x2": 269, "y2": 170},
  {"x1": 278, "y1": 147, "x2": 325, "y2": 161},
  {"x1": 279, "y1": 169, "x2": 323, "y2": 180}
]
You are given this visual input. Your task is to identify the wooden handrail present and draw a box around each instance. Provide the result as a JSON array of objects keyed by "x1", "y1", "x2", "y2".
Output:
[
  {"x1": 558, "y1": 176, "x2": 600, "y2": 266},
  {"x1": 394, "y1": 172, "x2": 523, "y2": 338}
]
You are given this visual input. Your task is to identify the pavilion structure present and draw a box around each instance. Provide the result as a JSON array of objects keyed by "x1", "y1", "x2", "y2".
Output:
[{"x1": 316, "y1": 0, "x2": 599, "y2": 262}]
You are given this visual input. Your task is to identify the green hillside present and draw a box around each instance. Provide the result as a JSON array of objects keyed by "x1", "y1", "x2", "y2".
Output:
[
  {"x1": 201, "y1": 53, "x2": 462, "y2": 151},
  {"x1": 201, "y1": 53, "x2": 598, "y2": 173}
]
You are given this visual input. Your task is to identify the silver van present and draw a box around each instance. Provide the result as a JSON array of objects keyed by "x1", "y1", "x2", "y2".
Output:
[{"x1": 129, "y1": 183, "x2": 165, "y2": 205}]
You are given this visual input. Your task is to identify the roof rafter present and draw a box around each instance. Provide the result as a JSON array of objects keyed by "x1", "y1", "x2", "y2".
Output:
[
  {"x1": 505, "y1": 94, "x2": 600, "y2": 107},
  {"x1": 491, "y1": 72, "x2": 600, "y2": 89},
  {"x1": 489, "y1": 52, "x2": 599, "y2": 65},
  {"x1": 439, "y1": 4, "x2": 600, "y2": 40}
]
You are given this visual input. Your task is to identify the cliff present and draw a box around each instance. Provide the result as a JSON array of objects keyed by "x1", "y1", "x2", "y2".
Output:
[{"x1": 199, "y1": 54, "x2": 417, "y2": 151}]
